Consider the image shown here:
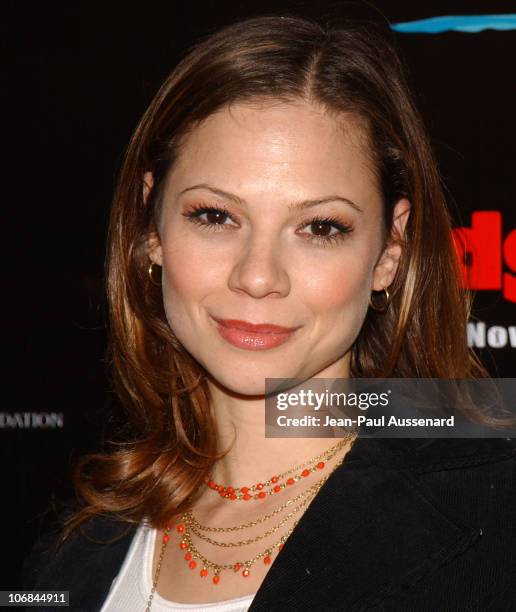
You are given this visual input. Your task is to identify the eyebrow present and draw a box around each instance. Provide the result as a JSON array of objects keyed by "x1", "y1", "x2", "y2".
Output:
[{"x1": 178, "y1": 183, "x2": 363, "y2": 213}]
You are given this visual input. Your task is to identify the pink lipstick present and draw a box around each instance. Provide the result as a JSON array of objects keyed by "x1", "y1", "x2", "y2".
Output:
[{"x1": 211, "y1": 317, "x2": 301, "y2": 350}]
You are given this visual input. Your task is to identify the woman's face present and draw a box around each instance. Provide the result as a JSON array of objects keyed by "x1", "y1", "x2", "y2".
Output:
[{"x1": 146, "y1": 100, "x2": 410, "y2": 395}]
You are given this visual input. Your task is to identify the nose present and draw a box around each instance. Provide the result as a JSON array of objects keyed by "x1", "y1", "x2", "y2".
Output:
[{"x1": 228, "y1": 236, "x2": 291, "y2": 298}]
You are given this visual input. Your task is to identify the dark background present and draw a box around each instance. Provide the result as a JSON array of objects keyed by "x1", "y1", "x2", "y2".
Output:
[{"x1": 3, "y1": 0, "x2": 515, "y2": 588}]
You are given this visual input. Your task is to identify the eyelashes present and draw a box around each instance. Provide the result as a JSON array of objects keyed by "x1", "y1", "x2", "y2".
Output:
[{"x1": 182, "y1": 204, "x2": 354, "y2": 247}]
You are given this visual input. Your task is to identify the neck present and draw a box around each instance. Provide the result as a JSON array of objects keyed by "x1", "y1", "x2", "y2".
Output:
[{"x1": 205, "y1": 379, "x2": 355, "y2": 487}]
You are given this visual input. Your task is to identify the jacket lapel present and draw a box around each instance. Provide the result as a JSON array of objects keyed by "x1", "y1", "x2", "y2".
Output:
[{"x1": 248, "y1": 436, "x2": 482, "y2": 611}]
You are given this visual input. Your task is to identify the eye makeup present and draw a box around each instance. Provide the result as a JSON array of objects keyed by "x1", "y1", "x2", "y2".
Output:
[{"x1": 181, "y1": 203, "x2": 354, "y2": 247}]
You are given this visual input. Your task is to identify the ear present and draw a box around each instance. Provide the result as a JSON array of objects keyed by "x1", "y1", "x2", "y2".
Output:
[
  {"x1": 143, "y1": 172, "x2": 163, "y2": 266},
  {"x1": 143, "y1": 171, "x2": 154, "y2": 204},
  {"x1": 372, "y1": 198, "x2": 411, "y2": 291},
  {"x1": 147, "y1": 231, "x2": 163, "y2": 266}
]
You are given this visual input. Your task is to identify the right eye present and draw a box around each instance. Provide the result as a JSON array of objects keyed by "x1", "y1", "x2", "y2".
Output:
[{"x1": 182, "y1": 205, "x2": 238, "y2": 230}]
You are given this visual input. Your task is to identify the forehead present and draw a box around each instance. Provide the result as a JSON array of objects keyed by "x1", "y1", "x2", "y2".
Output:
[{"x1": 166, "y1": 100, "x2": 379, "y2": 201}]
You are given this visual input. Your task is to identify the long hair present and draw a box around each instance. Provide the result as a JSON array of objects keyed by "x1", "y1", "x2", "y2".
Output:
[{"x1": 58, "y1": 14, "x2": 493, "y2": 545}]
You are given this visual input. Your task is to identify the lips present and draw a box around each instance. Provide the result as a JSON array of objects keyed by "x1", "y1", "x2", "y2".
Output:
[
  {"x1": 210, "y1": 316, "x2": 301, "y2": 350},
  {"x1": 212, "y1": 317, "x2": 301, "y2": 334}
]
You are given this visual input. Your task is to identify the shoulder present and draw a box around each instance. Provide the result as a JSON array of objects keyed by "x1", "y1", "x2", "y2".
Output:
[
  {"x1": 21, "y1": 501, "x2": 137, "y2": 594},
  {"x1": 343, "y1": 435, "x2": 516, "y2": 528},
  {"x1": 347, "y1": 435, "x2": 516, "y2": 472}
]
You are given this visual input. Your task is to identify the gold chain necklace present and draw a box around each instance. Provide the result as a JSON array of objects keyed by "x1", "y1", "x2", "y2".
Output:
[
  {"x1": 184, "y1": 479, "x2": 324, "y2": 547},
  {"x1": 145, "y1": 433, "x2": 358, "y2": 611}
]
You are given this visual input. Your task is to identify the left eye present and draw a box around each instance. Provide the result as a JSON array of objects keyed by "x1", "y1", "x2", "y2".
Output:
[
  {"x1": 297, "y1": 217, "x2": 354, "y2": 245},
  {"x1": 303, "y1": 220, "x2": 342, "y2": 237}
]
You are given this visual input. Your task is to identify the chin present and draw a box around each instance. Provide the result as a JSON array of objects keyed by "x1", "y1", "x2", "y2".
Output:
[
  {"x1": 210, "y1": 376, "x2": 269, "y2": 398},
  {"x1": 205, "y1": 364, "x2": 297, "y2": 398}
]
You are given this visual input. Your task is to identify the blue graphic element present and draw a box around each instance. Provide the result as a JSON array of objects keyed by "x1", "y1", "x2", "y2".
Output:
[{"x1": 391, "y1": 14, "x2": 516, "y2": 34}]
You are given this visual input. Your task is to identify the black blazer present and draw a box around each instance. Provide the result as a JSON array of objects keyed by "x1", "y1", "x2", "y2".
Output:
[{"x1": 21, "y1": 435, "x2": 516, "y2": 611}]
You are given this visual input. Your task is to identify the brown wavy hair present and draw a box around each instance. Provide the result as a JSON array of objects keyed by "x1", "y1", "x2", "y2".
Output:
[{"x1": 57, "y1": 13, "x2": 497, "y2": 545}]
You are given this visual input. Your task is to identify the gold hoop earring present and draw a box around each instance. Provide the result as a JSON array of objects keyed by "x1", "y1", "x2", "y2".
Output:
[
  {"x1": 148, "y1": 262, "x2": 162, "y2": 287},
  {"x1": 369, "y1": 287, "x2": 390, "y2": 312}
]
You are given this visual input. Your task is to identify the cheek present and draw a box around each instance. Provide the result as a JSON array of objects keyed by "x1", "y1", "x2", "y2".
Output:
[
  {"x1": 301, "y1": 257, "x2": 370, "y2": 311},
  {"x1": 159, "y1": 247, "x2": 218, "y2": 348},
  {"x1": 160, "y1": 240, "x2": 225, "y2": 306}
]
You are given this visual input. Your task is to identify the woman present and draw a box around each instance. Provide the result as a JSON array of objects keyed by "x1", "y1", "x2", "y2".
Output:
[{"x1": 22, "y1": 14, "x2": 515, "y2": 612}]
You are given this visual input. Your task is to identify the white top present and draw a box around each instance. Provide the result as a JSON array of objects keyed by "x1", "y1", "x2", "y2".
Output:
[{"x1": 100, "y1": 520, "x2": 256, "y2": 612}]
